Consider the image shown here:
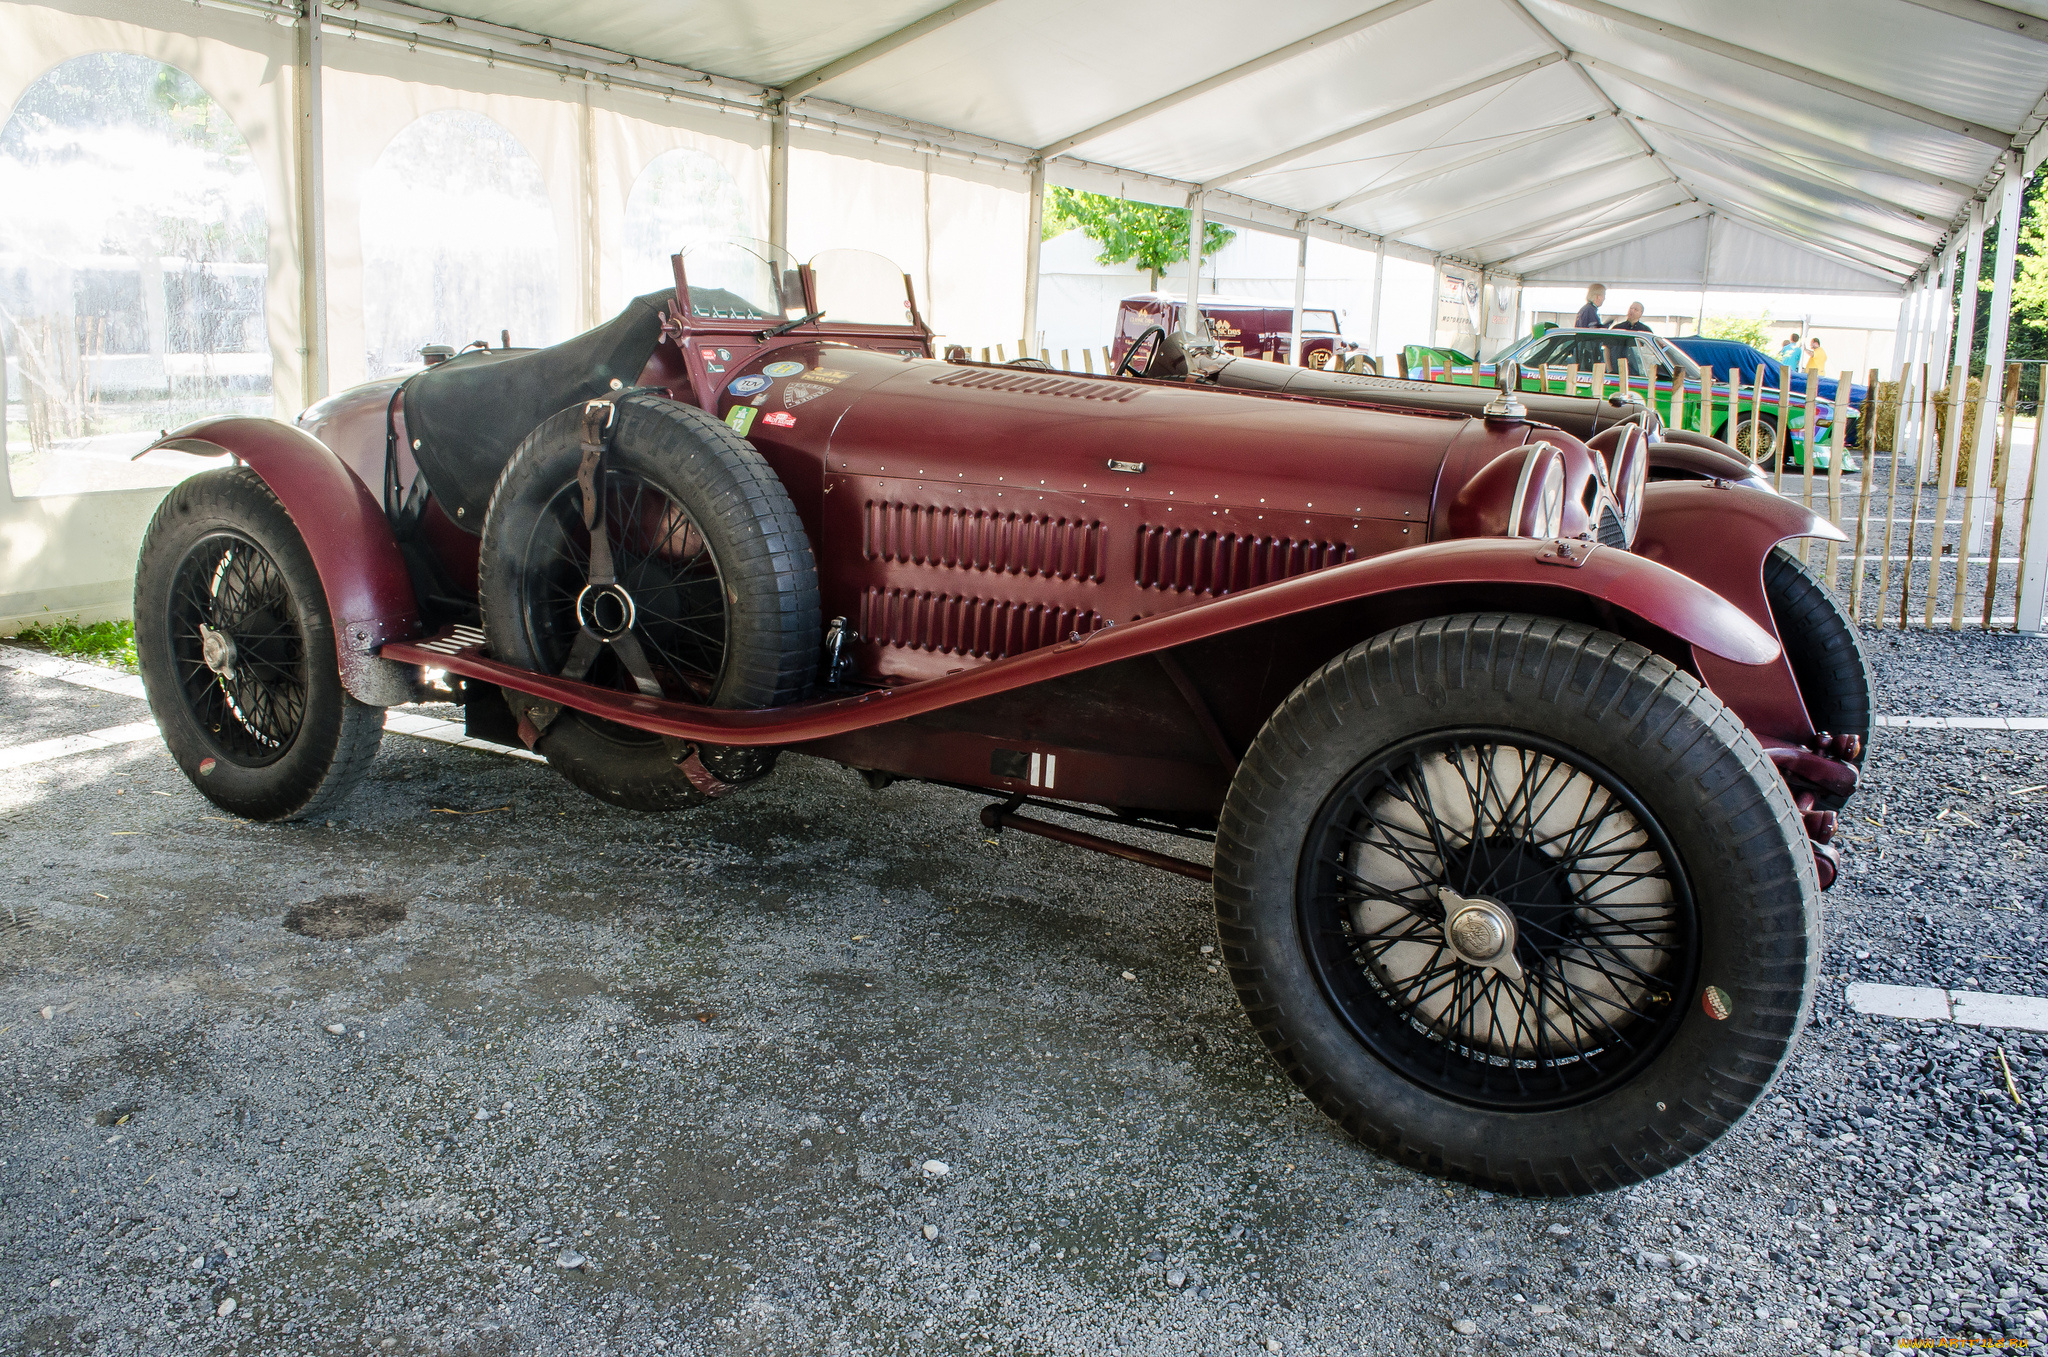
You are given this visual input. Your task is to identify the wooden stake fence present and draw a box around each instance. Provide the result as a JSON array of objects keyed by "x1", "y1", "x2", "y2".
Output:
[{"x1": 1831, "y1": 358, "x2": 2044, "y2": 631}]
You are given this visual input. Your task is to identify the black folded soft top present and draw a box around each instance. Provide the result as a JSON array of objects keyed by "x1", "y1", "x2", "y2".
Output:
[{"x1": 403, "y1": 290, "x2": 673, "y2": 529}]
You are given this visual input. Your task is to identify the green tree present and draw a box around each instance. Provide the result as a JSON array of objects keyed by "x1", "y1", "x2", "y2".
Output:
[
  {"x1": 1043, "y1": 187, "x2": 1235, "y2": 289},
  {"x1": 1960, "y1": 167, "x2": 2047, "y2": 393},
  {"x1": 1701, "y1": 312, "x2": 1772, "y2": 349}
]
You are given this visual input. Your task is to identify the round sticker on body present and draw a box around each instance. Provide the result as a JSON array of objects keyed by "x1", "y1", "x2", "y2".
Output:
[
  {"x1": 726, "y1": 374, "x2": 771, "y2": 397},
  {"x1": 1701, "y1": 985, "x2": 1733, "y2": 1021},
  {"x1": 761, "y1": 360, "x2": 806, "y2": 378}
]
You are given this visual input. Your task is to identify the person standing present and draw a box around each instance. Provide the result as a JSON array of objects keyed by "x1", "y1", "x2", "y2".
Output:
[
  {"x1": 1574, "y1": 284, "x2": 1606, "y2": 328},
  {"x1": 1778, "y1": 332, "x2": 1804, "y2": 365},
  {"x1": 1612, "y1": 302, "x2": 1652, "y2": 333},
  {"x1": 1805, "y1": 336, "x2": 1828, "y2": 374}
]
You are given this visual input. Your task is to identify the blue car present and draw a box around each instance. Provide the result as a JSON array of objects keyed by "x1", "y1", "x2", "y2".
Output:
[{"x1": 1670, "y1": 337, "x2": 1869, "y2": 414}]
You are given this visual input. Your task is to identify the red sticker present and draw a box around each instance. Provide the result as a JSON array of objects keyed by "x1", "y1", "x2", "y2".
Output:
[
  {"x1": 1701, "y1": 985, "x2": 1732, "y2": 1020},
  {"x1": 197, "y1": 757, "x2": 217, "y2": 777},
  {"x1": 761, "y1": 411, "x2": 796, "y2": 428}
]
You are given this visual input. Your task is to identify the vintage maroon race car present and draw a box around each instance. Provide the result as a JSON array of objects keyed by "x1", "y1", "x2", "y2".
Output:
[{"x1": 134, "y1": 239, "x2": 1858, "y2": 1196}]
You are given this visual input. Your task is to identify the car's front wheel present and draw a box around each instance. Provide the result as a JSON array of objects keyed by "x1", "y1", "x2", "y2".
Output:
[{"x1": 1214, "y1": 614, "x2": 1818, "y2": 1196}]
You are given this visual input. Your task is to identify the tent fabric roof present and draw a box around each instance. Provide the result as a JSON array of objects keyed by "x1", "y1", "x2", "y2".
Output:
[
  {"x1": 356, "y1": 0, "x2": 2048, "y2": 291},
  {"x1": 1522, "y1": 214, "x2": 1911, "y2": 294}
]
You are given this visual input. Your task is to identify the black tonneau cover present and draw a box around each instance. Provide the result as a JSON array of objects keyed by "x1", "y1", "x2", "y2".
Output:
[
  {"x1": 404, "y1": 290, "x2": 672, "y2": 528},
  {"x1": 1195, "y1": 353, "x2": 1655, "y2": 440}
]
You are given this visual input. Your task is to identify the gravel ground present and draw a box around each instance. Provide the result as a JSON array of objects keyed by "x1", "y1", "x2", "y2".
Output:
[{"x1": 2, "y1": 629, "x2": 2045, "y2": 1357}]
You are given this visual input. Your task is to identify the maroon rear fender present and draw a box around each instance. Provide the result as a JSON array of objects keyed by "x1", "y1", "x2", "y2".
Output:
[
  {"x1": 1632, "y1": 479, "x2": 1845, "y2": 745},
  {"x1": 148, "y1": 417, "x2": 421, "y2": 706},
  {"x1": 381, "y1": 535, "x2": 1777, "y2": 747}
]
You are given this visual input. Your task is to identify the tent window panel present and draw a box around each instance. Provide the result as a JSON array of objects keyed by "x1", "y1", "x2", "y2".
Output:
[
  {"x1": 360, "y1": 110, "x2": 559, "y2": 378},
  {"x1": 0, "y1": 53, "x2": 270, "y2": 498},
  {"x1": 615, "y1": 147, "x2": 749, "y2": 315}
]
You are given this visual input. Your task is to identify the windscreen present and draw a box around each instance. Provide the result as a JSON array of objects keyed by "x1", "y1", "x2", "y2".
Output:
[
  {"x1": 677, "y1": 238, "x2": 803, "y2": 320},
  {"x1": 1514, "y1": 332, "x2": 1653, "y2": 377},
  {"x1": 809, "y1": 249, "x2": 917, "y2": 327}
]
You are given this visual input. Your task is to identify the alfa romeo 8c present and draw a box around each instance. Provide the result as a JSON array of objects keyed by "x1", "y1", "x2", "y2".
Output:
[{"x1": 132, "y1": 238, "x2": 1862, "y2": 1195}]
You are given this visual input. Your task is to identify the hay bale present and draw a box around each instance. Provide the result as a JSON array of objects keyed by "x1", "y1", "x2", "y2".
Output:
[
  {"x1": 1870, "y1": 381, "x2": 1901, "y2": 451},
  {"x1": 1927, "y1": 376, "x2": 1985, "y2": 485}
]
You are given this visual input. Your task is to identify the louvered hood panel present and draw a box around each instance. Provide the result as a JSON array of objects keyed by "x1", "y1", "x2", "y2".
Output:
[{"x1": 725, "y1": 353, "x2": 1529, "y2": 684}]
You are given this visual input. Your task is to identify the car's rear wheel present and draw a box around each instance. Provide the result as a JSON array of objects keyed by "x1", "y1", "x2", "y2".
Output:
[
  {"x1": 135, "y1": 467, "x2": 383, "y2": 821},
  {"x1": 1214, "y1": 614, "x2": 1818, "y2": 1196},
  {"x1": 479, "y1": 393, "x2": 819, "y2": 811}
]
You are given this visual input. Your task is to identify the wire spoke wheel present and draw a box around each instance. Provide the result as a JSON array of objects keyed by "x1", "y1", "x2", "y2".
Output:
[
  {"x1": 1731, "y1": 417, "x2": 1775, "y2": 465},
  {"x1": 165, "y1": 530, "x2": 309, "y2": 766},
  {"x1": 1298, "y1": 728, "x2": 1698, "y2": 1113},
  {"x1": 478, "y1": 393, "x2": 820, "y2": 812},
  {"x1": 520, "y1": 470, "x2": 730, "y2": 739}
]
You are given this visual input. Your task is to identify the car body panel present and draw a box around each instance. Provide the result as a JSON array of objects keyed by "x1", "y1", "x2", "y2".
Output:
[{"x1": 383, "y1": 532, "x2": 1779, "y2": 746}]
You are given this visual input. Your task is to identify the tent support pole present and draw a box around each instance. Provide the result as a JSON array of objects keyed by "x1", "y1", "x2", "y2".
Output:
[
  {"x1": 1696, "y1": 211, "x2": 1713, "y2": 335},
  {"x1": 1980, "y1": 157, "x2": 2033, "y2": 629},
  {"x1": 295, "y1": 0, "x2": 328, "y2": 405},
  {"x1": 1932, "y1": 245, "x2": 1956, "y2": 380},
  {"x1": 1367, "y1": 237, "x2": 1385, "y2": 364},
  {"x1": 1289, "y1": 234, "x2": 1307, "y2": 367},
  {"x1": 1181, "y1": 192, "x2": 1206, "y2": 338},
  {"x1": 768, "y1": 100, "x2": 789, "y2": 254},
  {"x1": 1953, "y1": 199, "x2": 1988, "y2": 550},
  {"x1": 1022, "y1": 159, "x2": 1044, "y2": 362},
  {"x1": 1889, "y1": 266, "x2": 1915, "y2": 397},
  {"x1": 1899, "y1": 273, "x2": 1927, "y2": 455}
]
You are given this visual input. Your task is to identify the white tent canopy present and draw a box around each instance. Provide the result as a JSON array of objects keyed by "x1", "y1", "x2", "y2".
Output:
[
  {"x1": 403, "y1": 0, "x2": 2046, "y2": 286},
  {"x1": 1524, "y1": 214, "x2": 1910, "y2": 294}
]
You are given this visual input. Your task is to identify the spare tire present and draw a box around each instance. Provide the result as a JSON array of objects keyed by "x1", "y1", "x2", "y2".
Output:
[{"x1": 478, "y1": 393, "x2": 820, "y2": 811}]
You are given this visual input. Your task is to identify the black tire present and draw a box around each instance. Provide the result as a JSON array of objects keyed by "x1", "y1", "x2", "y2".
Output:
[
  {"x1": 1765, "y1": 546, "x2": 1874, "y2": 799},
  {"x1": 478, "y1": 393, "x2": 819, "y2": 811},
  {"x1": 1213, "y1": 614, "x2": 1818, "y2": 1196},
  {"x1": 134, "y1": 466, "x2": 383, "y2": 821}
]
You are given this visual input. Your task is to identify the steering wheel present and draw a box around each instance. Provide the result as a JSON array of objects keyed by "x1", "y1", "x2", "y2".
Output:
[{"x1": 1115, "y1": 326, "x2": 1166, "y2": 379}]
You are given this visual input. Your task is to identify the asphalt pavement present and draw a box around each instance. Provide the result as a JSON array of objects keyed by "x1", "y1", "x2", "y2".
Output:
[{"x1": 2, "y1": 629, "x2": 2045, "y2": 1357}]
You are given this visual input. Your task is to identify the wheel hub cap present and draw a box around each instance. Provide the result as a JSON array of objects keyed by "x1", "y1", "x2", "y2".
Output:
[
  {"x1": 576, "y1": 582, "x2": 638, "y2": 640},
  {"x1": 197, "y1": 623, "x2": 238, "y2": 680},
  {"x1": 1439, "y1": 888, "x2": 1524, "y2": 982}
]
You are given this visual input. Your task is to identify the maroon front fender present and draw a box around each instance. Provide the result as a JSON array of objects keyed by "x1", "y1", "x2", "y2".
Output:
[
  {"x1": 1649, "y1": 430, "x2": 1774, "y2": 491},
  {"x1": 1632, "y1": 480, "x2": 1845, "y2": 746},
  {"x1": 147, "y1": 417, "x2": 420, "y2": 706},
  {"x1": 381, "y1": 536, "x2": 1776, "y2": 747}
]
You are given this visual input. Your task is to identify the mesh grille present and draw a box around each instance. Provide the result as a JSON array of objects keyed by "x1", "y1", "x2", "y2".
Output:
[
  {"x1": 858, "y1": 588, "x2": 1098, "y2": 658},
  {"x1": 863, "y1": 502, "x2": 1105, "y2": 581},
  {"x1": 1135, "y1": 527, "x2": 1355, "y2": 595},
  {"x1": 928, "y1": 368, "x2": 1142, "y2": 402},
  {"x1": 1597, "y1": 503, "x2": 1629, "y2": 549}
]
